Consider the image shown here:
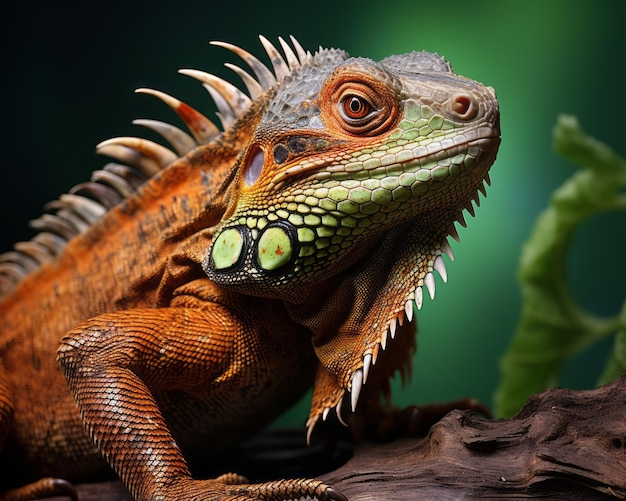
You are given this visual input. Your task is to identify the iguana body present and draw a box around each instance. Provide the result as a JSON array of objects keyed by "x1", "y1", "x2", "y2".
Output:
[{"x1": 0, "y1": 37, "x2": 500, "y2": 500}]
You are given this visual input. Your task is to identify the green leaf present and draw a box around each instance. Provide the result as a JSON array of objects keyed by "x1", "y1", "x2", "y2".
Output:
[{"x1": 494, "y1": 115, "x2": 626, "y2": 418}]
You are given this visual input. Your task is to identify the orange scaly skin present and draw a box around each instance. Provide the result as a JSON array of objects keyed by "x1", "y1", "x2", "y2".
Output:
[{"x1": 0, "y1": 37, "x2": 500, "y2": 500}]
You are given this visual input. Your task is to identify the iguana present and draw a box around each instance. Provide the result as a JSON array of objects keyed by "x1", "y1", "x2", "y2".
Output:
[{"x1": 0, "y1": 36, "x2": 500, "y2": 500}]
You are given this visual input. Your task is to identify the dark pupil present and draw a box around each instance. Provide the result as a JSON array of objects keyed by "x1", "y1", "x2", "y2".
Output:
[{"x1": 349, "y1": 97, "x2": 363, "y2": 114}]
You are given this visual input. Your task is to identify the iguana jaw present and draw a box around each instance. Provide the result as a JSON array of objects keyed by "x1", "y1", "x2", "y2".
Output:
[
  {"x1": 301, "y1": 135, "x2": 499, "y2": 438},
  {"x1": 302, "y1": 236, "x2": 471, "y2": 440}
]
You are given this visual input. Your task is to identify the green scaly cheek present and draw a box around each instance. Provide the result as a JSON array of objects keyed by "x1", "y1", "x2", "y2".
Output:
[{"x1": 206, "y1": 108, "x2": 475, "y2": 284}]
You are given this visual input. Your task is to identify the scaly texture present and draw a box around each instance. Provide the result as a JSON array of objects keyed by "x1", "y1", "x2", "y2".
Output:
[{"x1": 0, "y1": 36, "x2": 500, "y2": 500}]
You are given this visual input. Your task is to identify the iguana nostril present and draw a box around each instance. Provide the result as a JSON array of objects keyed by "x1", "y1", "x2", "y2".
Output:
[{"x1": 451, "y1": 94, "x2": 477, "y2": 120}]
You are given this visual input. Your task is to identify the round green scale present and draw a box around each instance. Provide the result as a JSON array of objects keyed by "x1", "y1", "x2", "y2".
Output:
[
  {"x1": 256, "y1": 226, "x2": 293, "y2": 271},
  {"x1": 211, "y1": 228, "x2": 244, "y2": 270}
]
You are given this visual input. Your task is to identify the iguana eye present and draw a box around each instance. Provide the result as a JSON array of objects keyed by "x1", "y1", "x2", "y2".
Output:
[
  {"x1": 321, "y1": 68, "x2": 400, "y2": 137},
  {"x1": 335, "y1": 87, "x2": 382, "y2": 133},
  {"x1": 341, "y1": 95, "x2": 373, "y2": 122}
]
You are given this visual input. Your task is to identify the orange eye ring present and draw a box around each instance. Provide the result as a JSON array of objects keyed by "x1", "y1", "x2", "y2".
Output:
[{"x1": 321, "y1": 69, "x2": 400, "y2": 137}]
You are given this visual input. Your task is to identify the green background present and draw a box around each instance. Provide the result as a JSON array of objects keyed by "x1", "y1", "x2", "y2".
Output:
[{"x1": 1, "y1": 1, "x2": 624, "y2": 423}]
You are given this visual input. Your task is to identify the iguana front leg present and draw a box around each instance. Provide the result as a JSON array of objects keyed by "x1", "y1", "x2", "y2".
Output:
[{"x1": 57, "y1": 305, "x2": 343, "y2": 501}]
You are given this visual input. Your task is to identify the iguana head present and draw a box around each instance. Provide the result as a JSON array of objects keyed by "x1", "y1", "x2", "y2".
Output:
[
  {"x1": 204, "y1": 47, "x2": 499, "y2": 294},
  {"x1": 201, "y1": 38, "x2": 500, "y2": 429}
]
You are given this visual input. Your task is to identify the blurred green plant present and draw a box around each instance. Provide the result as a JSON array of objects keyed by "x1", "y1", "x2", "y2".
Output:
[{"x1": 495, "y1": 115, "x2": 626, "y2": 418}]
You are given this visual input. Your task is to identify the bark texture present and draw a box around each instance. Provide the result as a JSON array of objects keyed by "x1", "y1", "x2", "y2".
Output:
[{"x1": 49, "y1": 375, "x2": 626, "y2": 500}]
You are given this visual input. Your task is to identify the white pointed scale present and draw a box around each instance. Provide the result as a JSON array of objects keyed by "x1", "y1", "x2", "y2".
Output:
[
  {"x1": 91, "y1": 169, "x2": 134, "y2": 198},
  {"x1": 306, "y1": 422, "x2": 314, "y2": 446},
  {"x1": 415, "y1": 286, "x2": 424, "y2": 310},
  {"x1": 441, "y1": 239, "x2": 455, "y2": 261},
  {"x1": 202, "y1": 84, "x2": 237, "y2": 131},
  {"x1": 405, "y1": 300, "x2": 414, "y2": 323},
  {"x1": 424, "y1": 272, "x2": 436, "y2": 300},
  {"x1": 289, "y1": 35, "x2": 310, "y2": 63},
  {"x1": 336, "y1": 400, "x2": 348, "y2": 427},
  {"x1": 178, "y1": 69, "x2": 252, "y2": 118},
  {"x1": 350, "y1": 369, "x2": 363, "y2": 412},
  {"x1": 58, "y1": 194, "x2": 107, "y2": 224},
  {"x1": 389, "y1": 317, "x2": 398, "y2": 340},
  {"x1": 210, "y1": 40, "x2": 277, "y2": 91},
  {"x1": 434, "y1": 255, "x2": 448, "y2": 283},
  {"x1": 135, "y1": 88, "x2": 220, "y2": 144},
  {"x1": 223, "y1": 63, "x2": 264, "y2": 100},
  {"x1": 362, "y1": 352, "x2": 373, "y2": 383},
  {"x1": 380, "y1": 327, "x2": 388, "y2": 351},
  {"x1": 322, "y1": 407, "x2": 330, "y2": 421},
  {"x1": 34, "y1": 232, "x2": 66, "y2": 256},
  {"x1": 278, "y1": 36, "x2": 301, "y2": 69},
  {"x1": 258, "y1": 35, "x2": 291, "y2": 82},
  {"x1": 95, "y1": 144, "x2": 158, "y2": 177},
  {"x1": 0, "y1": 262, "x2": 27, "y2": 281},
  {"x1": 97, "y1": 137, "x2": 177, "y2": 169},
  {"x1": 50, "y1": 208, "x2": 90, "y2": 233},
  {"x1": 30, "y1": 213, "x2": 79, "y2": 240},
  {"x1": 0, "y1": 252, "x2": 34, "y2": 272},
  {"x1": 13, "y1": 241, "x2": 53, "y2": 264},
  {"x1": 132, "y1": 119, "x2": 196, "y2": 157}
]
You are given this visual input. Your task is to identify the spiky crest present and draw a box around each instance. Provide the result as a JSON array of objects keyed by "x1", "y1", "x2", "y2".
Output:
[{"x1": 0, "y1": 36, "x2": 314, "y2": 297}]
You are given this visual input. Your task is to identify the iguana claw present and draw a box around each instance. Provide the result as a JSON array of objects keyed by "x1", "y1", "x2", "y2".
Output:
[
  {"x1": 326, "y1": 487, "x2": 349, "y2": 501},
  {"x1": 0, "y1": 477, "x2": 78, "y2": 501}
]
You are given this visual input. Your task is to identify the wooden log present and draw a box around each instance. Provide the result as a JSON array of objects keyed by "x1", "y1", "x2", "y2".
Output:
[
  {"x1": 51, "y1": 375, "x2": 626, "y2": 500},
  {"x1": 321, "y1": 375, "x2": 626, "y2": 499}
]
